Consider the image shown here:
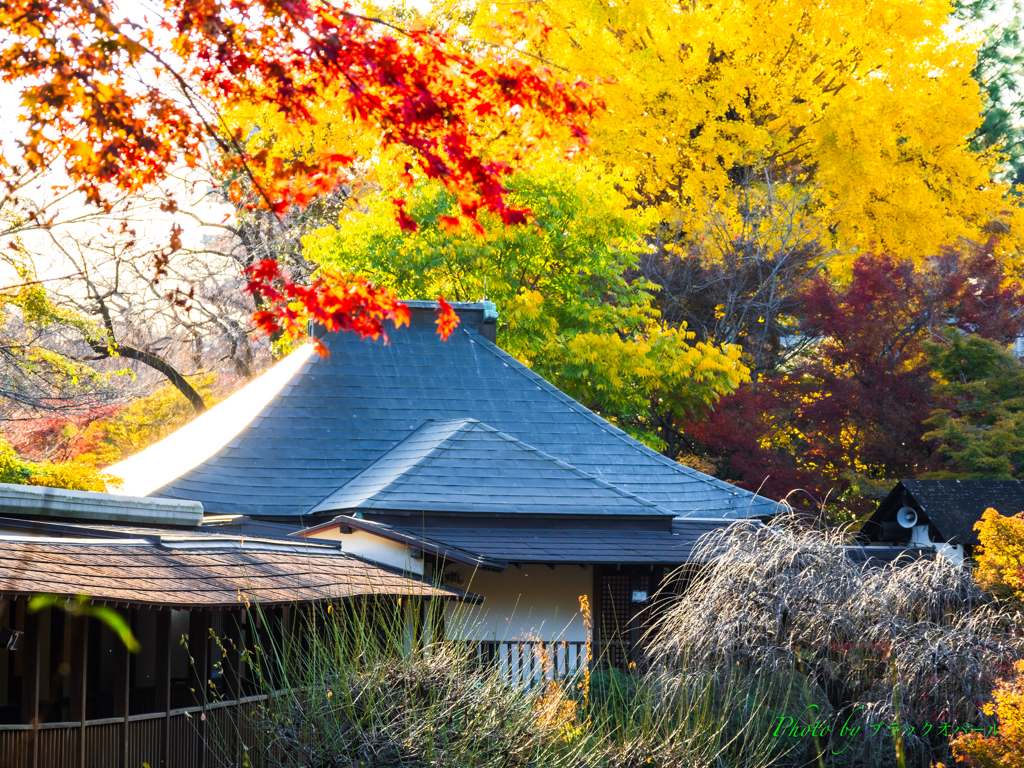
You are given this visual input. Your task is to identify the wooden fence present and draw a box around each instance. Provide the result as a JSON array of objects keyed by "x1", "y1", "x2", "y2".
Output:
[
  {"x1": 0, "y1": 641, "x2": 635, "y2": 767},
  {"x1": 0, "y1": 694, "x2": 271, "y2": 768}
]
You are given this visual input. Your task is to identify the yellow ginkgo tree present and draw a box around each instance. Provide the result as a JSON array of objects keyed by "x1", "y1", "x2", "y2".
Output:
[{"x1": 458, "y1": 0, "x2": 1022, "y2": 269}]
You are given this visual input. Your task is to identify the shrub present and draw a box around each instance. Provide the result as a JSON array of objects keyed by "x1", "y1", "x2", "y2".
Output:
[
  {"x1": 647, "y1": 515, "x2": 1024, "y2": 767},
  {"x1": 949, "y1": 659, "x2": 1024, "y2": 768}
]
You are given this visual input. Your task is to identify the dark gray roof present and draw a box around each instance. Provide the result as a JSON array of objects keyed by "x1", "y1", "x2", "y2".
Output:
[
  {"x1": 867, "y1": 479, "x2": 1024, "y2": 547},
  {"x1": 842, "y1": 545, "x2": 931, "y2": 567},
  {"x1": 310, "y1": 419, "x2": 675, "y2": 517},
  {"x1": 150, "y1": 305, "x2": 779, "y2": 519},
  {"x1": 389, "y1": 517, "x2": 736, "y2": 565}
]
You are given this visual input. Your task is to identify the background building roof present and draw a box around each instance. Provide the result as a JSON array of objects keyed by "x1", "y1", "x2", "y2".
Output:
[{"x1": 865, "y1": 479, "x2": 1024, "y2": 546}]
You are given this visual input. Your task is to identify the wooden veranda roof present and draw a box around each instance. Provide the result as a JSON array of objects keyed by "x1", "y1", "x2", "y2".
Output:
[{"x1": 0, "y1": 538, "x2": 463, "y2": 609}]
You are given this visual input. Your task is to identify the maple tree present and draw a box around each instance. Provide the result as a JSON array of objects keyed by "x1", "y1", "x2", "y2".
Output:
[
  {"x1": 462, "y1": 0, "x2": 1023, "y2": 268},
  {"x1": 0, "y1": 0, "x2": 601, "y2": 350},
  {"x1": 73, "y1": 373, "x2": 228, "y2": 466},
  {"x1": 676, "y1": 245, "x2": 1024, "y2": 514},
  {"x1": 0, "y1": 437, "x2": 121, "y2": 491},
  {"x1": 972, "y1": 507, "x2": 1024, "y2": 603},
  {"x1": 950, "y1": 659, "x2": 1024, "y2": 768},
  {"x1": 303, "y1": 158, "x2": 750, "y2": 445}
]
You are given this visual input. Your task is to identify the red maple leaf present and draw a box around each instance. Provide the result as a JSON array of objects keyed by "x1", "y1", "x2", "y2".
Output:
[
  {"x1": 435, "y1": 296, "x2": 460, "y2": 340},
  {"x1": 1, "y1": 0, "x2": 601, "y2": 346}
]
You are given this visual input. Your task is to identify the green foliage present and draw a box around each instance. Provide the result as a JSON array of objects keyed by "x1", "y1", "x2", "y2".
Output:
[
  {"x1": 305, "y1": 160, "x2": 750, "y2": 446},
  {"x1": 955, "y1": 0, "x2": 1024, "y2": 189},
  {"x1": 0, "y1": 437, "x2": 122, "y2": 492},
  {"x1": 924, "y1": 331, "x2": 1024, "y2": 478},
  {"x1": 0, "y1": 249, "x2": 131, "y2": 425}
]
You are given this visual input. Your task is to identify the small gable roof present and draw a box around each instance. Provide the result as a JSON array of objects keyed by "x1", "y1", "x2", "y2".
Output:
[
  {"x1": 112, "y1": 303, "x2": 779, "y2": 520},
  {"x1": 868, "y1": 479, "x2": 1024, "y2": 546},
  {"x1": 310, "y1": 419, "x2": 674, "y2": 517}
]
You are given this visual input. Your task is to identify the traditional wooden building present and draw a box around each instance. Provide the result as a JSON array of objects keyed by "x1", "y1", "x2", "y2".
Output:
[
  {"x1": 105, "y1": 301, "x2": 782, "y2": 675},
  {"x1": 0, "y1": 485, "x2": 458, "y2": 768}
]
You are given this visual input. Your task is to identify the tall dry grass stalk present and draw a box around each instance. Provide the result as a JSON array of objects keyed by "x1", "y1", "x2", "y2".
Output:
[
  {"x1": 647, "y1": 514, "x2": 1024, "y2": 767},
  {"x1": 223, "y1": 589, "x2": 796, "y2": 768},
  {"x1": 234, "y1": 596, "x2": 598, "y2": 767}
]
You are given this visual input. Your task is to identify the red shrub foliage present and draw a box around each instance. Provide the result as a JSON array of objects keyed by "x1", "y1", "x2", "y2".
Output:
[{"x1": 681, "y1": 242, "x2": 1024, "y2": 514}]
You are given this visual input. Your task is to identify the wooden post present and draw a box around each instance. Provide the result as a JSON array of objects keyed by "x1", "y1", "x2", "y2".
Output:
[
  {"x1": 281, "y1": 605, "x2": 292, "y2": 669},
  {"x1": 188, "y1": 609, "x2": 210, "y2": 768},
  {"x1": 112, "y1": 608, "x2": 131, "y2": 768},
  {"x1": 591, "y1": 565, "x2": 603, "y2": 667},
  {"x1": 154, "y1": 610, "x2": 171, "y2": 768},
  {"x1": 253, "y1": 606, "x2": 277, "y2": 690},
  {"x1": 68, "y1": 613, "x2": 88, "y2": 768},
  {"x1": 21, "y1": 605, "x2": 40, "y2": 768},
  {"x1": 627, "y1": 568, "x2": 641, "y2": 665},
  {"x1": 224, "y1": 611, "x2": 244, "y2": 765}
]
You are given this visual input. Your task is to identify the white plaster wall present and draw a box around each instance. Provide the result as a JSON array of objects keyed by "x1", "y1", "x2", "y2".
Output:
[
  {"x1": 305, "y1": 528, "x2": 425, "y2": 576},
  {"x1": 443, "y1": 564, "x2": 592, "y2": 644}
]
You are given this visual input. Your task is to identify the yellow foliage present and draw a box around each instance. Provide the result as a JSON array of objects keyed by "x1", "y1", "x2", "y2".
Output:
[
  {"x1": 951, "y1": 660, "x2": 1024, "y2": 768},
  {"x1": 534, "y1": 680, "x2": 583, "y2": 743},
  {"x1": 77, "y1": 374, "x2": 223, "y2": 467},
  {"x1": 462, "y1": 0, "x2": 1023, "y2": 268},
  {"x1": 954, "y1": 510, "x2": 1024, "y2": 768},
  {"x1": 0, "y1": 439, "x2": 121, "y2": 492},
  {"x1": 973, "y1": 507, "x2": 1024, "y2": 604}
]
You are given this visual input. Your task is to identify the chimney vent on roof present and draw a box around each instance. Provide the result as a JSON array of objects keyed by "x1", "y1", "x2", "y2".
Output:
[
  {"x1": 308, "y1": 300, "x2": 499, "y2": 343},
  {"x1": 479, "y1": 300, "x2": 498, "y2": 343}
]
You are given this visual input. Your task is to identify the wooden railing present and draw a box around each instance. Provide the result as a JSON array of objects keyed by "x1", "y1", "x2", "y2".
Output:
[
  {"x1": 0, "y1": 693, "x2": 270, "y2": 768},
  {"x1": 466, "y1": 639, "x2": 633, "y2": 688}
]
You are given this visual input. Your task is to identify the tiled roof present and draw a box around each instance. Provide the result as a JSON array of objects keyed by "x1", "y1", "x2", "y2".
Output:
[
  {"x1": 136, "y1": 306, "x2": 778, "y2": 520},
  {"x1": 308, "y1": 515, "x2": 923, "y2": 569},
  {"x1": 0, "y1": 538, "x2": 461, "y2": 608},
  {"x1": 311, "y1": 419, "x2": 675, "y2": 517}
]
